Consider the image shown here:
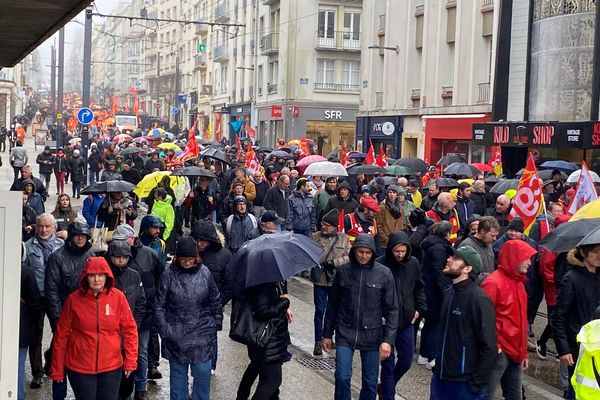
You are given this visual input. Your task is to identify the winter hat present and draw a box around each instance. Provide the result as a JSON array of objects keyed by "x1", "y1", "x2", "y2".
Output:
[
  {"x1": 361, "y1": 197, "x2": 380, "y2": 212},
  {"x1": 107, "y1": 240, "x2": 132, "y2": 257},
  {"x1": 507, "y1": 218, "x2": 524, "y2": 233},
  {"x1": 90, "y1": 143, "x2": 98, "y2": 149},
  {"x1": 68, "y1": 221, "x2": 91, "y2": 238},
  {"x1": 565, "y1": 188, "x2": 576, "y2": 197},
  {"x1": 175, "y1": 236, "x2": 199, "y2": 257},
  {"x1": 296, "y1": 178, "x2": 308, "y2": 190},
  {"x1": 452, "y1": 245, "x2": 482, "y2": 275},
  {"x1": 375, "y1": 177, "x2": 386, "y2": 186},
  {"x1": 260, "y1": 210, "x2": 285, "y2": 224},
  {"x1": 232, "y1": 181, "x2": 244, "y2": 190},
  {"x1": 73, "y1": 149, "x2": 80, "y2": 156},
  {"x1": 321, "y1": 209, "x2": 339, "y2": 227},
  {"x1": 387, "y1": 185, "x2": 399, "y2": 194},
  {"x1": 112, "y1": 224, "x2": 136, "y2": 240},
  {"x1": 44, "y1": 145, "x2": 51, "y2": 151},
  {"x1": 361, "y1": 185, "x2": 371, "y2": 194},
  {"x1": 396, "y1": 186, "x2": 407, "y2": 196}
]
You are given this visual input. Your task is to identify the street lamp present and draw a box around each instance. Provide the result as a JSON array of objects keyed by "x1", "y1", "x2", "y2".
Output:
[{"x1": 368, "y1": 44, "x2": 399, "y2": 53}]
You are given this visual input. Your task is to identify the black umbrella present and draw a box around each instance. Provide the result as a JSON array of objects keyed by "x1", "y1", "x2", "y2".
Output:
[
  {"x1": 576, "y1": 224, "x2": 600, "y2": 247},
  {"x1": 490, "y1": 179, "x2": 520, "y2": 194},
  {"x1": 119, "y1": 147, "x2": 143, "y2": 156},
  {"x1": 437, "y1": 154, "x2": 465, "y2": 165},
  {"x1": 424, "y1": 177, "x2": 459, "y2": 189},
  {"x1": 394, "y1": 157, "x2": 429, "y2": 173},
  {"x1": 347, "y1": 164, "x2": 386, "y2": 175},
  {"x1": 539, "y1": 219, "x2": 600, "y2": 253},
  {"x1": 256, "y1": 146, "x2": 274, "y2": 153},
  {"x1": 483, "y1": 176, "x2": 501, "y2": 184},
  {"x1": 172, "y1": 166, "x2": 217, "y2": 178},
  {"x1": 201, "y1": 147, "x2": 232, "y2": 165},
  {"x1": 536, "y1": 169, "x2": 568, "y2": 180},
  {"x1": 270, "y1": 150, "x2": 294, "y2": 159},
  {"x1": 81, "y1": 180, "x2": 137, "y2": 194},
  {"x1": 232, "y1": 233, "x2": 323, "y2": 288},
  {"x1": 443, "y1": 162, "x2": 481, "y2": 177}
]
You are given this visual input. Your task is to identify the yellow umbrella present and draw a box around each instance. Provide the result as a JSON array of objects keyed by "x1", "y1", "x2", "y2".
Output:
[
  {"x1": 133, "y1": 171, "x2": 184, "y2": 198},
  {"x1": 570, "y1": 199, "x2": 600, "y2": 221},
  {"x1": 157, "y1": 142, "x2": 181, "y2": 151}
]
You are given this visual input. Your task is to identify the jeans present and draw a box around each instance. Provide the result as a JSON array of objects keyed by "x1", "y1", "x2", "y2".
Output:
[
  {"x1": 169, "y1": 360, "x2": 212, "y2": 400},
  {"x1": 211, "y1": 332, "x2": 218, "y2": 371},
  {"x1": 486, "y1": 351, "x2": 523, "y2": 400},
  {"x1": 419, "y1": 317, "x2": 440, "y2": 361},
  {"x1": 18, "y1": 347, "x2": 27, "y2": 400},
  {"x1": 335, "y1": 345, "x2": 380, "y2": 400},
  {"x1": 236, "y1": 360, "x2": 282, "y2": 400},
  {"x1": 313, "y1": 285, "x2": 332, "y2": 342},
  {"x1": 89, "y1": 169, "x2": 99, "y2": 185},
  {"x1": 72, "y1": 181, "x2": 81, "y2": 198},
  {"x1": 135, "y1": 329, "x2": 150, "y2": 391},
  {"x1": 13, "y1": 166, "x2": 22, "y2": 184},
  {"x1": 67, "y1": 368, "x2": 121, "y2": 400},
  {"x1": 430, "y1": 374, "x2": 486, "y2": 400},
  {"x1": 30, "y1": 303, "x2": 47, "y2": 379},
  {"x1": 40, "y1": 172, "x2": 51, "y2": 190},
  {"x1": 380, "y1": 325, "x2": 415, "y2": 399},
  {"x1": 538, "y1": 306, "x2": 555, "y2": 346}
]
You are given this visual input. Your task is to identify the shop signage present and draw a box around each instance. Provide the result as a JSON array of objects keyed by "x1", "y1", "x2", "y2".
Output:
[
  {"x1": 473, "y1": 121, "x2": 591, "y2": 149},
  {"x1": 382, "y1": 122, "x2": 395, "y2": 136},
  {"x1": 293, "y1": 107, "x2": 300, "y2": 119},
  {"x1": 271, "y1": 105, "x2": 282, "y2": 118},
  {"x1": 325, "y1": 110, "x2": 343, "y2": 120}
]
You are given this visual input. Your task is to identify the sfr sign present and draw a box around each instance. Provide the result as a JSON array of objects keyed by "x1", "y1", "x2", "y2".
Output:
[{"x1": 324, "y1": 110, "x2": 342, "y2": 120}]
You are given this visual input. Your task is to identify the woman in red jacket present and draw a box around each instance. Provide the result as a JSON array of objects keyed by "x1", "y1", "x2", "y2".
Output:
[{"x1": 50, "y1": 257, "x2": 138, "y2": 400}]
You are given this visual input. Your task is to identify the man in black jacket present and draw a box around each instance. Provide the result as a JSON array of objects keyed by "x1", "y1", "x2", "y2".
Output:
[
  {"x1": 376, "y1": 231, "x2": 427, "y2": 399},
  {"x1": 324, "y1": 180, "x2": 360, "y2": 215},
  {"x1": 430, "y1": 245, "x2": 497, "y2": 399},
  {"x1": 36, "y1": 146, "x2": 55, "y2": 190},
  {"x1": 323, "y1": 234, "x2": 399, "y2": 400},
  {"x1": 263, "y1": 174, "x2": 291, "y2": 219}
]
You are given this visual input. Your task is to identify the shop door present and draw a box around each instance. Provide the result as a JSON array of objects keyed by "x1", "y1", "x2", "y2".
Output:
[{"x1": 306, "y1": 120, "x2": 355, "y2": 156}]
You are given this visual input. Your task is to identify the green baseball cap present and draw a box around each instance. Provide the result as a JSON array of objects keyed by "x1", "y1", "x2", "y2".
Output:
[{"x1": 452, "y1": 245, "x2": 483, "y2": 275}]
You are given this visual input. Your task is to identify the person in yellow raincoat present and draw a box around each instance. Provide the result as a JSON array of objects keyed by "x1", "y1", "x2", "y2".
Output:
[{"x1": 572, "y1": 313, "x2": 600, "y2": 399}]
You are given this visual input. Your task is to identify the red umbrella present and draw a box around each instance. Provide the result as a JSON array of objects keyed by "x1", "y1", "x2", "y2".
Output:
[
  {"x1": 296, "y1": 155, "x2": 326, "y2": 167},
  {"x1": 113, "y1": 134, "x2": 133, "y2": 144},
  {"x1": 133, "y1": 136, "x2": 150, "y2": 144},
  {"x1": 471, "y1": 163, "x2": 492, "y2": 172}
]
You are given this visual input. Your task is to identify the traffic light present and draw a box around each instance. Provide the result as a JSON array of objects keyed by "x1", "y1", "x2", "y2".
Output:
[{"x1": 199, "y1": 43, "x2": 206, "y2": 53}]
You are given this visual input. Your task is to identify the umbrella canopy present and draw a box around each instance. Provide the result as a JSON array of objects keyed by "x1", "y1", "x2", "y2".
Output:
[
  {"x1": 384, "y1": 165, "x2": 414, "y2": 176},
  {"x1": 81, "y1": 180, "x2": 137, "y2": 194},
  {"x1": 172, "y1": 166, "x2": 217, "y2": 178},
  {"x1": 157, "y1": 142, "x2": 181, "y2": 151},
  {"x1": 490, "y1": 179, "x2": 520, "y2": 194},
  {"x1": 112, "y1": 134, "x2": 133, "y2": 144},
  {"x1": 304, "y1": 161, "x2": 348, "y2": 177},
  {"x1": 68, "y1": 138, "x2": 81, "y2": 146},
  {"x1": 424, "y1": 177, "x2": 459, "y2": 189},
  {"x1": 200, "y1": 147, "x2": 232, "y2": 165},
  {"x1": 536, "y1": 169, "x2": 568, "y2": 181},
  {"x1": 147, "y1": 128, "x2": 166, "y2": 137},
  {"x1": 255, "y1": 146, "x2": 274, "y2": 153},
  {"x1": 571, "y1": 199, "x2": 600, "y2": 221},
  {"x1": 567, "y1": 169, "x2": 600, "y2": 184},
  {"x1": 348, "y1": 152, "x2": 367, "y2": 159},
  {"x1": 296, "y1": 155, "x2": 327, "y2": 167},
  {"x1": 346, "y1": 164, "x2": 386, "y2": 175},
  {"x1": 471, "y1": 163, "x2": 493, "y2": 173},
  {"x1": 233, "y1": 233, "x2": 323, "y2": 288},
  {"x1": 119, "y1": 147, "x2": 143, "y2": 156},
  {"x1": 540, "y1": 160, "x2": 579, "y2": 172},
  {"x1": 437, "y1": 154, "x2": 465, "y2": 165},
  {"x1": 443, "y1": 162, "x2": 481, "y2": 177},
  {"x1": 483, "y1": 176, "x2": 501, "y2": 184},
  {"x1": 539, "y1": 218, "x2": 600, "y2": 253},
  {"x1": 371, "y1": 176, "x2": 397, "y2": 187},
  {"x1": 270, "y1": 150, "x2": 294, "y2": 159},
  {"x1": 577, "y1": 224, "x2": 600, "y2": 246},
  {"x1": 393, "y1": 157, "x2": 429, "y2": 173},
  {"x1": 133, "y1": 171, "x2": 174, "y2": 198},
  {"x1": 133, "y1": 137, "x2": 150, "y2": 144}
]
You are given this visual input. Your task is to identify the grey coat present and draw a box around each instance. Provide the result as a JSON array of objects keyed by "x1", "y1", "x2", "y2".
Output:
[
  {"x1": 285, "y1": 189, "x2": 316, "y2": 232},
  {"x1": 10, "y1": 146, "x2": 28, "y2": 167}
]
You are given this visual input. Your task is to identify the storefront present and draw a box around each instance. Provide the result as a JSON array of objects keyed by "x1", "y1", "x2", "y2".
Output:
[
  {"x1": 424, "y1": 114, "x2": 491, "y2": 165},
  {"x1": 355, "y1": 116, "x2": 403, "y2": 159},
  {"x1": 229, "y1": 102, "x2": 252, "y2": 140}
]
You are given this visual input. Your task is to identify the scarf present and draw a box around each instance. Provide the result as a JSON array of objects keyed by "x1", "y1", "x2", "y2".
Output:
[
  {"x1": 38, "y1": 233, "x2": 59, "y2": 252},
  {"x1": 386, "y1": 199, "x2": 402, "y2": 219}
]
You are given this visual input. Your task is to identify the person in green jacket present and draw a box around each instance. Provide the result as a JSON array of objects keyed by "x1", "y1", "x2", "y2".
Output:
[
  {"x1": 314, "y1": 177, "x2": 338, "y2": 228},
  {"x1": 151, "y1": 188, "x2": 175, "y2": 241}
]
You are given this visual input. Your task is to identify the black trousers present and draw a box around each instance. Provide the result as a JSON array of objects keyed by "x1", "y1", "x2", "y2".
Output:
[
  {"x1": 67, "y1": 368, "x2": 121, "y2": 400},
  {"x1": 29, "y1": 300, "x2": 47, "y2": 379},
  {"x1": 236, "y1": 361, "x2": 282, "y2": 400},
  {"x1": 148, "y1": 327, "x2": 160, "y2": 368}
]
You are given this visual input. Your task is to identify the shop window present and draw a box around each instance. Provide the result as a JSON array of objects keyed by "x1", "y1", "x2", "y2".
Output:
[{"x1": 471, "y1": 145, "x2": 485, "y2": 163}]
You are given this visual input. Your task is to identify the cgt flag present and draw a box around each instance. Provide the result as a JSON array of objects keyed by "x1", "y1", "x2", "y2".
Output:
[
  {"x1": 245, "y1": 143, "x2": 260, "y2": 172},
  {"x1": 375, "y1": 143, "x2": 388, "y2": 167},
  {"x1": 509, "y1": 152, "x2": 543, "y2": 234},
  {"x1": 569, "y1": 161, "x2": 598, "y2": 215},
  {"x1": 364, "y1": 141, "x2": 376, "y2": 165},
  {"x1": 491, "y1": 146, "x2": 503, "y2": 176}
]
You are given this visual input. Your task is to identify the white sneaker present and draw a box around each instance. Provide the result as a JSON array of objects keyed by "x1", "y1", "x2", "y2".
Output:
[
  {"x1": 210, "y1": 369, "x2": 215, "y2": 375},
  {"x1": 417, "y1": 355, "x2": 428, "y2": 365},
  {"x1": 426, "y1": 359, "x2": 436, "y2": 370}
]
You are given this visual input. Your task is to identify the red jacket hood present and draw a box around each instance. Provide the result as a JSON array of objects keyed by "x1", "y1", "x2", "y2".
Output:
[
  {"x1": 497, "y1": 240, "x2": 537, "y2": 282},
  {"x1": 79, "y1": 257, "x2": 115, "y2": 291}
]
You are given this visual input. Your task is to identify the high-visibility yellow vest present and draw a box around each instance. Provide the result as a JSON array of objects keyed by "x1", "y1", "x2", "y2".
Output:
[{"x1": 571, "y1": 320, "x2": 600, "y2": 400}]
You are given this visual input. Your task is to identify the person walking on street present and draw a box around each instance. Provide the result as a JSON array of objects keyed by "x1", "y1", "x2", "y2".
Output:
[
  {"x1": 285, "y1": 178, "x2": 316, "y2": 236},
  {"x1": 482, "y1": 240, "x2": 537, "y2": 399},
  {"x1": 53, "y1": 148, "x2": 68, "y2": 195},
  {"x1": 374, "y1": 185, "x2": 406, "y2": 249},
  {"x1": 314, "y1": 177, "x2": 337, "y2": 227},
  {"x1": 67, "y1": 149, "x2": 86, "y2": 199},
  {"x1": 426, "y1": 192, "x2": 460, "y2": 245},
  {"x1": 324, "y1": 180, "x2": 360, "y2": 216},
  {"x1": 36, "y1": 145, "x2": 55, "y2": 191},
  {"x1": 323, "y1": 234, "x2": 399, "y2": 400},
  {"x1": 263, "y1": 174, "x2": 291, "y2": 221},
  {"x1": 223, "y1": 196, "x2": 257, "y2": 254},
  {"x1": 87, "y1": 143, "x2": 103, "y2": 185},
  {"x1": 430, "y1": 245, "x2": 497, "y2": 400},
  {"x1": 9, "y1": 140, "x2": 28, "y2": 184},
  {"x1": 459, "y1": 216, "x2": 499, "y2": 282}
]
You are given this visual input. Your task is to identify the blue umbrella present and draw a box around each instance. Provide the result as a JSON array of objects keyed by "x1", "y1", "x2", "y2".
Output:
[
  {"x1": 349, "y1": 152, "x2": 367, "y2": 159},
  {"x1": 230, "y1": 233, "x2": 323, "y2": 289},
  {"x1": 539, "y1": 160, "x2": 578, "y2": 172}
]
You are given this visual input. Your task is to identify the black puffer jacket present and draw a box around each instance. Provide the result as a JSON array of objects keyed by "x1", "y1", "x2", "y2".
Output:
[
  {"x1": 67, "y1": 155, "x2": 86, "y2": 183},
  {"x1": 324, "y1": 180, "x2": 360, "y2": 215},
  {"x1": 323, "y1": 234, "x2": 399, "y2": 350},
  {"x1": 191, "y1": 220, "x2": 233, "y2": 304},
  {"x1": 155, "y1": 263, "x2": 222, "y2": 364},
  {"x1": 36, "y1": 152, "x2": 55, "y2": 175},
  {"x1": 376, "y1": 231, "x2": 427, "y2": 330},
  {"x1": 245, "y1": 281, "x2": 290, "y2": 363},
  {"x1": 45, "y1": 234, "x2": 94, "y2": 329},
  {"x1": 404, "y1": 224, "x2": 429, "y2": 263},
  {"x1": 128, "y1": 239, "x2": 164, "y2": 329},
  {"x1": 420, "y1": 234, "x2": 453, "y2": 321},
  {"x1": 107, "y1": 260, "x2": 146, "y2": 327}
]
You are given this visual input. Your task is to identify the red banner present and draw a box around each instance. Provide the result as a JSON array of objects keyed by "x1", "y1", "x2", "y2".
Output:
[{"x1": 509, "y1": 152, "x2": 543, "y2": 234}]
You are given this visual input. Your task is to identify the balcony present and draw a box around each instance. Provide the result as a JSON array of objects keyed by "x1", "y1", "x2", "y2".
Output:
[
  {"x1": 262, "y1": 0, "x2": 279, "y2": 5},
  {"x1": 267, "y1": 83, "x2": 278, "y2": 94},
  {"x1": 482, "y1": 0, "x2": 494, "y2": 11},
  {"x1": 314, "y1": 83, "x2": 359, "y2": 92},
  {"x1": 200, "y1": 85, "x2": 213, "y2": 96},
  {"x1": 214, "y1": 1, "x2": 229, "y2": 22},
  {"x1": 441, "y1": 86, "x2": 453, "y2": 98},
  {"x1": 260, "y1": 33, "x2": 279, "y2": 55},
  {"x1": 411, "y1": 88, "x2": 421, "y2": 100},
  {"x1": 194, "y1": 53, "x2": 207, "y2": 70},
  {"x1": 214, "y1": 44, "x2": 228, "y2": 62},
  {"x1": 195, "y1": 21, "x2": 209, "y2": 35},
  {"x1": 478, "y1": 82, "x2": 491, "y2": 103},
  {"x1": 316, "y1": 31, "x2": 361, "y2": 51}
]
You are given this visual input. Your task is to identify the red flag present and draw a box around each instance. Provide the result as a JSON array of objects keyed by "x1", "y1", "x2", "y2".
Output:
[
  {"x1": 245, "y1": 143, "x2": 260, "y2": 172},
  {"x1": 364, "y1": 141, "x2": 376, "y2": 165},
  {"x1": 337, "y1": 209, "x2": 345, "y2": 232},
  {"x1": 181, "y1": 123, "x2": 200, "y2": 162},
  {"x1": 235, "y1": 134, "x2": 242, "y2": 159},
  {"x1": 246, "y1": 124, "x2": 256, "y2": 139},
  {"x1": 509, "y1": 152, "x2": 543, "y2": 234},
  {"x1": 300, "y1": 137, "x2": 310, "y2": 156},
  {"x1": 340, "y1": 142, "x2": 348, "y2": 166},
  {"x1": 112, "y1": 96, "x2": 118, "y2": 113},
  {"x1": 375, "y1": 143, "x2": 388, "y2": 167},
  {"x1": 133, "y1": 96, "x2": 139, "y2": 115},
  {"x1": 129, "y1": 86, "x2": 136, "y2": 94}
]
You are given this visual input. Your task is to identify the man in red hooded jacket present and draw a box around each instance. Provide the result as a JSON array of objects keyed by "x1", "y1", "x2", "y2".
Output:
[{"x1": 482, "y1": 240, "x2": 537, "y2": 399}]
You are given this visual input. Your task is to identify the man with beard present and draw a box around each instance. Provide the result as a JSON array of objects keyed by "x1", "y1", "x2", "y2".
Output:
[
  {"x1": 426, "y1": 192, "x2": 460, "y2": 245},
  {"x1": 314, "y1": 177, "x2": 337, "y2": 228},
  {"x1": 421, "y1": 181, "x2": 440, "y2": 212},
  {"x1": 430, "y1": 245, "x2": 497, "y2": 399},
  {"x1": 263, "y1": 174, "x2": 291, "y2": 220},
  {"x1": 343, "y1": 197, "x2": 382, "y2": 255},
  {"x1": 325, "y1": 180, "x2": 360, "y2": 216},
  {"x1": 11, "y1": 165, "x2": 49, "y2": 200},
  {"x1": 223, "y1": 196, "x2": 258, "y2": 253},
  {"x1": 285, "y1": 178, "x2": 316, "y2": 237},
  {"x1": 251, "y1": 170, "x2": 270, "y2": 219},
  {"x1": 246, "y1": 210, "x2": 285, "y2": 240},
  {"x1": 138, "y1": 215, "x2": 167, "y2": 266}
]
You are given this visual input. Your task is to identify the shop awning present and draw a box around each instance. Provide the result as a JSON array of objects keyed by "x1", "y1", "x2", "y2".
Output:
[{"x1": 1, "y1": 1, "x2": 94, "y2": 68}]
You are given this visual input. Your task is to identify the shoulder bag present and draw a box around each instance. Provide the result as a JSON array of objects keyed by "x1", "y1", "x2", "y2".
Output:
[{"x1": 229, "y1": 300, "x2": 278, "y2": 348}]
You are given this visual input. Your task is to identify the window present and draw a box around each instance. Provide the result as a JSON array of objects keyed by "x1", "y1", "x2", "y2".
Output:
[
  {"x1": 221, "y1": 66, "x2": 228, "y2": 92},
  {"x1": 258, "y1": 65, "x2": 264, "y2": 95},
  {"x1": 128, "y1": 41, "x2": 140, "y2": 56},
  {"x1": 317, "y1": 59, "x2": 335, "y2": 83},
  {"x1": 342, "y1": 61, "x2": 360, "y2": 86},
  {"x1": 344, "y1": 13, "x2": 360, "y2": 40},
  {"x1": 415, "y1": 15, "x2": 424, "y2": 49},
  {"x1": 268, "y1": 60, "x2": 279, "y2": 84},
  {"x1": 318, "y1": 10, "x2": 335, "y2": 38},
  {"x1": 446, "y1": 6, "x2": 456, "y2": 43}
]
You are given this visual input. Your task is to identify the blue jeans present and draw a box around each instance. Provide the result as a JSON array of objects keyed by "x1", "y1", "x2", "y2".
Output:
[
  {"x1": 72, "y1": 181, "x2": 81, "y2": 197},
  {"x1": 335, "y1": 345, "x2": 379, "y2": 400},
  {"x1": 18, "y1": 347, "x2": 27, "y2": 400},
  {"x1": 169, "y1": 360, "x2": 212, "y2": 400},
  {"x1": 486, "y1": 351, "x2": 523, "y2": 400},
  {"x1": 430, "y1": 374, "x2": 486, "y2": 399},
  {"x1": 135, "y1": 329, "x2": 150, "y2": 391},
  {"x1": 89, "y1": 169, "x2": 99, "y2": 185},
  {"x1": 313, "y1": 285, "x2": 332, "y2": 342},
  {"x1": 380, "y1": 324, "x2": 414, "y2": 399}
]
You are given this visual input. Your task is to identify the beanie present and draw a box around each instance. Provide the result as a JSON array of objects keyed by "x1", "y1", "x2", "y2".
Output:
[
  {"x1": 361, "y1": 197, "x2": 380, "y2": 212},
  {"x1": 507, "y1": 218, "x2": 524, "y2": 233},
  {"x1": 296, "y1": 177, "x2": 308, "y2": 190},
  {"x1": 321, "y1": 209, "x2": 339, "y2": 227},
  {"x1": 112, "y1": 224, "x2": 136, "y2": 240},
  {"x1": 175, "y1": 236, "x2": 199, "y2": 257}
]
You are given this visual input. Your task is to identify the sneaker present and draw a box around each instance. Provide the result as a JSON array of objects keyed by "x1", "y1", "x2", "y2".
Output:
[
  {"x1": 313, "y1": 341, "x2": 323, "y2": 356},
  {"x1": 30, "y1": 376, "x2": 42, "y2": 389},
  {"x1": 417, "y1": 355, "x2": 428, "y2": 365},
  {"x1": 536, "y1": 340, "x2": 547, "y2": 359},
  {"x1": 147, "y1": 367, "x2": 162, "y2": 380},
  {"x1": 134, "y1": 391, "x2": 148, "y2": 400},
  {"x1": 210, "y1": 369, "x2": 215, "y2": 375},
  {"x1": 426, "y1": 359, "x2": 436, "y2": 370}
]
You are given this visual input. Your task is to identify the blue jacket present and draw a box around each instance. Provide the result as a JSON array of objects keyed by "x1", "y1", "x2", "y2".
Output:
[
  {"x1": 24, "y1": 235, "x2": 64, "y2": 296},
  {"x1": 285, "y1": 189, "x2": 316, "y2": 232},
  {"x1": 82, "y1": 194, "x2": 104, "y2": 228},
  {"x1": 455, "y1": 196, "x2": 475, "y2": 236},
  {"x1": 224, "y1": 213, "x2": 257, "y2": 253}
]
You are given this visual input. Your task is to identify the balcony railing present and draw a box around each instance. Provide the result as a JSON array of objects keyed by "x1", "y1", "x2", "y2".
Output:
[
  {"x1": 482, "y1": 0, "x2": 494, "y2": 7},
  {"x1": 376, "y1": 91, "x2": 383, "y2": 108},
  {"x1": 260, "y1": 33, "x2": 279, "y2": 54},
  {"x1": 262, "y1": 0, "x2": 279, "y2": 5},
  {"x1": 214, "y1": 44, "x2": 228, "y2": 62},
  {"x1": 267, "y1": 83, "x2": 278, "y2": 94},
  {"x1": 478, "y1": 82, "x2": 491, "y2": 103},
  {"x1": 214, "y1": 1, "x2": 229, "y2": 21},
  {"x1": 316, "y1": 31, "x2": 361, "y2": 51},
  {"x1": 315, "y1": 82, "x2": 360, "y2": 92},
  {"x1": 194, "y1": 53, "x2": 207, "y2": 70}
]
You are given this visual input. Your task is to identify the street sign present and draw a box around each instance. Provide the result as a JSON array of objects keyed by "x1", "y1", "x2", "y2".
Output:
[
  {"x1": 77, "y1": 107, "x2": 94, "y2": 125},
  {"x1": 56, "y1": 113, "x2": 63, "y2": 119},
  {"x1": 172, "y1": 106, "x2": 180, "y2": 115},
  {"x1": 154, "y1": 103, "x2": 161, "y2": 109}
]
